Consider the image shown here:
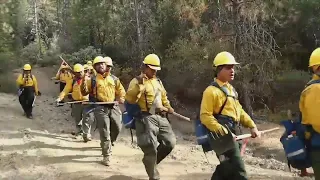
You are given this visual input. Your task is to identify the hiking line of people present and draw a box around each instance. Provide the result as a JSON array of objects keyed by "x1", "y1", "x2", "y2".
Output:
[{"x1": 15, "y1": 48, "x2": 320, "y2": 180}]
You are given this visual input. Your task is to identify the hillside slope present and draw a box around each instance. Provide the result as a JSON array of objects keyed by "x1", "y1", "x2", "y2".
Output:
[{"x1": 0, "y1": 67, "x2": 310, "y2": 180}]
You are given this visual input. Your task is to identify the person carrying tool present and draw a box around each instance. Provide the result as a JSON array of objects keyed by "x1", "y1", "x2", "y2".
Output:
[
  {"x1": 81, "y1": 56, "x2": 125, "y2": 166},
  {"x1": 52, "y1": 64, "x2": 73, "y2": 93},
  {"x1": 83, "y1": 64, "x2": 90, "y2": 77},
  {"x1": 16, "y1": 64, "x2": 41, "y2": 119},
  {"x1": 299, "y1": 47, "x2": 320, "y2": 179},
  {"x1": 55, "y1": 64, "x2": 93, "y2": 141},
  {"x1": 125, "y1": 54, "x2": 176, "y2": 180},
  {"x1": 87, "y1": 60, "x2": 96, "y2": 76},
  {"x1": 87, "y1": 60, "x2": 92, "y2": 67},
  {"x1": 200, "y1": 51, "x2": 260, "y2": 180}
]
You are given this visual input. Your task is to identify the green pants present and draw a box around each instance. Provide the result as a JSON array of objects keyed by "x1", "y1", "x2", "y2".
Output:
[
  {"x1": 211, "y1": 140, "x2": 247, "y2": 180},
  {"x1": 312, "y1": 149, "x2": 320, "y2": 180},
  {"x1": 71, "y1": 103, "x2": 87, "y2": 132},
  {"x1": 93, "y1": 105, "x2": 122, "y2": 157},
  {"x1": 135, "y1": 114, "x2": 176, "y2": 180},
  {"x1": 82, "y1": 105, "x2": 95, "y2": 137}
]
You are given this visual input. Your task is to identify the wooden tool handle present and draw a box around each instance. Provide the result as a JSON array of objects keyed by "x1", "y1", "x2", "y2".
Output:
[
  {"x1": 172, "y1": 112, "x2": 191, "y2": 121},
  {"x1": 82, "y1": 101, "x2": 118, "y2": 105}
]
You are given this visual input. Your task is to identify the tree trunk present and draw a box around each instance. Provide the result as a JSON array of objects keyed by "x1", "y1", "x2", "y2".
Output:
[
  {"x1": 134, "y1": 0, "x2": 143, "y2": 59},
  {"x1": 241, "y1": 83, "x2": 254, "y2": 117}
]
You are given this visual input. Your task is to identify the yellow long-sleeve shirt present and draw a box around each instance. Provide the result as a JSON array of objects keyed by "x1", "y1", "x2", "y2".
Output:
[
  {"x1": 125, "y1": 75, "x2": 172, "y2": 112},
  {"x1": 299, "y1": 74, "x2": 320, "y2": 133},
  {"x1": 54, "y1": 71, "x2": 73, "y2": 83},
  {"x1": 16, "y1": 73, "x2": 40, "y2": 95},
  {"x1": 81, "y1": 73, "x2": 125, "y2": 102},
  {"x1": 200, "y1": 78, "x2": 256, "y2": 135},
  {"x1": 59, "y1": 78, "x2": 88, "y2": 101}
]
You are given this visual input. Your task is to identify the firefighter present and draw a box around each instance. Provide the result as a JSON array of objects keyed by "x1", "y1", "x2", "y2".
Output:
[
  {"x1": 200, "y1": 51, "x2": 260, "y2": 180},
  {"x1": 125, "y1": 54, "x2": 176, "y2": 180},
  {"x1": 16, "y1": 64, "x2": 41, "y2": 119},
  {"x1": 52, "y1": 65, "x2": 73, "y2": 93},
  {"x1": 81, "y1": 56, "x2": 126, "y2": 166},
  {"x1": 299, "y1": 47, "x2": 320, "y2": 179}
]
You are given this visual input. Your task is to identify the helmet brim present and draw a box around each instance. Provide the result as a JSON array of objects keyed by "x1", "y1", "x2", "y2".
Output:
[
  {"x1": 308, "y1": 64, "x2": 320, "y2": 67},
  {"x1": 147, "y1": 65, "x2": 161, "y2": 70},
  {"x1": 214, "y1": 62, "x2": 240, "y2": 67}
]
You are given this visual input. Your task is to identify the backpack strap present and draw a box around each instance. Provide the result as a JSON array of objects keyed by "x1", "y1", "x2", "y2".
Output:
[
  {"x1": 306, "y1": 79, "x2": 320, "y2": 87},
  {"x1": 89, "y1": 76, "x2": 97, "y2": 102},
  {"x1": 210, "y1": 81, "x2": 238, "y2": 115},
  {"x1": 110, "y1": 74, "x2": 119, "y2": 84},
  {"x1": 111, "y1": 74, "x2": 120, "y2": 101}
]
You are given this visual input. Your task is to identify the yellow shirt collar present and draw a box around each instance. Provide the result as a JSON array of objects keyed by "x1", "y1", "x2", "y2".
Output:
[
  {"x1": 96, "y1": 72, "x2": 111, "y2": 79},
  {"x1": 312, "y1": 74, "x2": 320, "y2": 80},
  {"x1": 214, "y1": 78, "x2": 229, "y2": 87}
]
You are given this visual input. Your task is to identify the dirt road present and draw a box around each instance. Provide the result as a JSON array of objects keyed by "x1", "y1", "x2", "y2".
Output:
[{"x1": 0, "y1": 68, "x2": 311, "y2": 180}]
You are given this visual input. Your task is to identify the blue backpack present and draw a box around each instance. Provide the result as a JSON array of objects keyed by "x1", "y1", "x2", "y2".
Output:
[
  {"x1": 122, "y1": 77, "x2": 163, "y2": 130},
  {"x1": 280, "y1": 119, "x2": 312, "y2": 170},
  {"x1": 280, "y1": 79, "x2": 320, "y2": 171},
  {"x1": 195, "y1": 81, "x2": 238, "y2": 153}
]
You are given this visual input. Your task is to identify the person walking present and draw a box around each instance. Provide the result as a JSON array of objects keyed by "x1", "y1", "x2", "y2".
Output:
[
  {"x1": 81, "y1": 56, "x2": 126, "y2": 166},
  {"x1": 125, "y1": 54, "x2": 176, "y2": 180},
  {"x1": 16, "y1": 64, "x2": 41, "y2": 119},
  {"x1": 199, "y1": 51, "x2": 260, "y2": 180}
]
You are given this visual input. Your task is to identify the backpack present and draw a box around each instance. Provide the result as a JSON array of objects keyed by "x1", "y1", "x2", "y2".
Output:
[
  {"x1": 122, "y1": 77, "x2": 163, "y2": 130},
  {"x1": 280, "y1": 120, "x2": 311, "y2": 171},
  {"x1": 195, "y1": 81, "x2": 239, "y2": 153},
  {"x1": 18, "y1": 73, "x2": 35, "y2": 96},
  {"x1": 280, "y1": 79, "x2": 320, "y2": 171},
  {"x1": 22, "y1": 72, "x2": 34, "y2": 84}
]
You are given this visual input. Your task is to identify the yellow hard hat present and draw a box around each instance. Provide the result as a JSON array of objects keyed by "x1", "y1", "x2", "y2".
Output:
[
  {"x1": 83, "y1": 64, "x2": 89, "y2": 70},
  {"x1": 73, "y1": 63, "x2": 83, "y2": 73},
  {"x1": 143, "y1": 54, "x2": 161, "y2": 70},
  {"x1": 213, "y1": 51, "x2": 239, "y2": 67},
  {"x1": 104, "y1": 57, "x2": 113, "y2": 67},
  {"x1": 23, "y1": 64, "x2": 32, "y2": 71},
  {"x1": 87, "y1": 61, "x2": 92, "y2": 65},
  {"x1": 309, "y1": 48, "x2": 320, "y2": 67},
  {"x1": 93, "y1": 56, "x2": 105, "y2": 65}
]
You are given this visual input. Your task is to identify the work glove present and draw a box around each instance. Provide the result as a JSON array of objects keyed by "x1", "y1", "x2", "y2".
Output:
[
  {"x1": 37, "y1": 91, "x2": 42, "y2": 96},
  {"x1": 118, "y1": 98, "x2": 125, "y2": 104},
  {"x1": 55, "y1": 98, "x2": 62, "y2": 106},
  {"x1": 167, "y1": 107, "x2": 174, "y2": 114},
  {"x1": 250, "y1": 127, "x2": 261, "y2": 138}
]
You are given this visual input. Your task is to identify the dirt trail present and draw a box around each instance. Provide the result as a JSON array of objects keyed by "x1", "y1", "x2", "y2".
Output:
[{"x1": 0, "y1": 68, "x2": 312, "y2": 180}]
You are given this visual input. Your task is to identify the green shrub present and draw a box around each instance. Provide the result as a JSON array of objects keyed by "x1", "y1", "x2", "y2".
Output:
[
  {"x1": 63, "y1": 46, "x2": 103, "y2": 64},
  {"x1": 0, "y1": 73, "x2": 17, "y2": 94}
]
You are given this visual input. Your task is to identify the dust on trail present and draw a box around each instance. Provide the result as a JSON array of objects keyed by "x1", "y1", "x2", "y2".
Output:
[{"x1": 0, "y1": 67, "x2": 312, "y2": 180}]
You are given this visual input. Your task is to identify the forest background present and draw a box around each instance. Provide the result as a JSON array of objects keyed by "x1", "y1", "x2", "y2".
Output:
[{"x1": 1, "y1": 0, "x2": 319, "y2": 120}]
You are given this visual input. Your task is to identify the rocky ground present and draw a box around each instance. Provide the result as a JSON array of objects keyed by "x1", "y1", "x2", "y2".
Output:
[{"x1": 0, "y1": 68, "x2": 313, "y2": 180}]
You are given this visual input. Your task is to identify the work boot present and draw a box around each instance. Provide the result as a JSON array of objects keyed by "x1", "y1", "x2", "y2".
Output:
[
  {"x1": 83, "y1": 134, "x2": 92, "y2": 143},
  {"x1": 27, "y1": 114, "x2": 33, "y2": 119},
  {"x1": 101, "y1": 156, "x2": 110, "y2": 166},
  {"x1": 71, "y1": 129, "x2": 83, "y2": 136}
]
